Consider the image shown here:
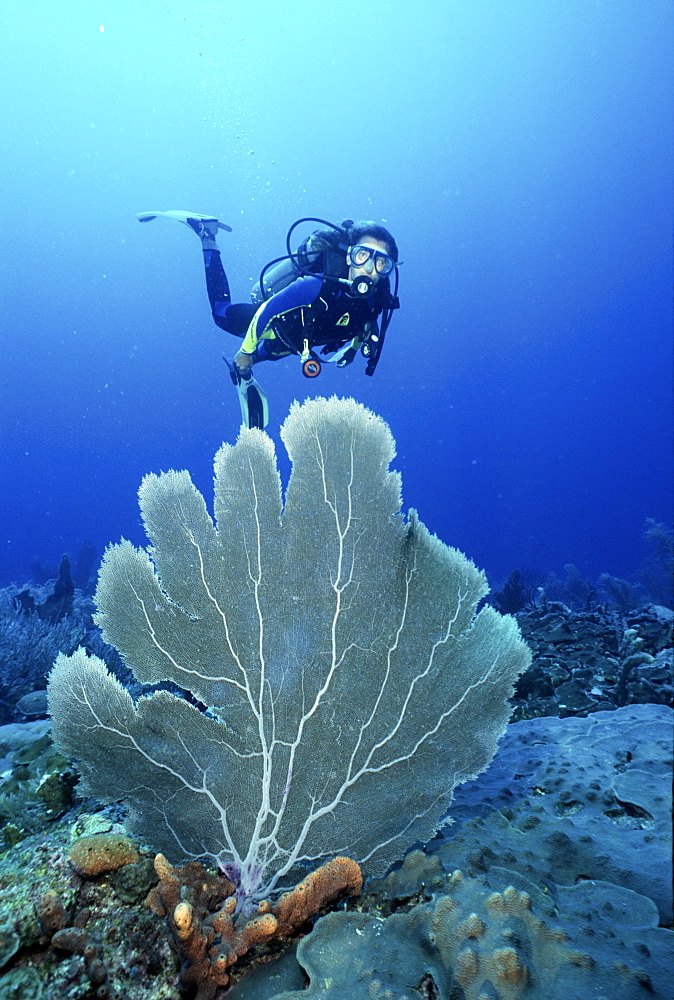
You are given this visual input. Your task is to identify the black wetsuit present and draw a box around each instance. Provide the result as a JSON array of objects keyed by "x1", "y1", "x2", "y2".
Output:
[{"x1": 203, "y1": 249, "x2": 379, "y2": 367}]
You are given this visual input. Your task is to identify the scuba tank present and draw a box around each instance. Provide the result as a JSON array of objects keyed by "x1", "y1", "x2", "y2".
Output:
[
  {"x1": 251, "y1": 218, "x2": 349, "y2": 305},
  {"x1": 250, "y1": 257, "x2": 299, "y2": 305}
]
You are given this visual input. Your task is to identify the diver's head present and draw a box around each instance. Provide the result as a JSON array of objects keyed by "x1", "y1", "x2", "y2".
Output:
[{"x1": 344, "y1": 221, "x2": 398, "y2": 286}]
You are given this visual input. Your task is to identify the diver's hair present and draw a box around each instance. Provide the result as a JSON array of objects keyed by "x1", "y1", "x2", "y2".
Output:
[{"x1": 346, "y1": 220, "x2": 399, "y2": 262}]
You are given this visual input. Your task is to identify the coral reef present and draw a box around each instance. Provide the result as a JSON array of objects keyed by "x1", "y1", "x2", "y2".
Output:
[
  {"x1": 439, "y1": 703, "x2": 673, "y2": 923},
  {"x1": 147, "y1": 853, "x2": 362, "y2": 998},
  {"x1": 642, "y1": 519, "x2": 674, "y2": 606},
  {"x1": 0, "y1": 700, "x2": 670, "y2": 998},
  {"x1": 0, "y1": 809, "x2": 177, "y2": 1000},
  {"x1": 0, "y1": 542, "x2": 671, "y2": 998},
  {"x1": 223, "y1": 704, "x2": 673, "y2": 998},
  {"x1": 15, "y1": 554, "x2": 75, "y2": 624},
  {"x1": 0, "y1": 575, "x2": 130, "y2": 725},
  {"x1": 49, "y1": 397, "x2": 529, "y2": 913},
  {"x1": 0, "y1": 603, "x2": 86, "y2": 722},
  {"x1": 0, "y1": 722, "x2": 75, "y2": 845},
  {"x1": 597, "y1": 571, "x2": 645, "y2": 611},
  {"x1": 513, "y1": 602, "x2": 672, "y2": 720},
  {"x1": 264, "y1": 865, "x2": 672, "y2": 1000},
  {"x1": 489, "y1": 568, "x2": 545, "y2": 614},
  {"x1": 0, "y1": 966, "x2": 44, "y2": 998}
]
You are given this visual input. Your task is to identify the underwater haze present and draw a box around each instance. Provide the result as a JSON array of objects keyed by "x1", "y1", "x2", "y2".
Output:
[{"x1": 0, "y1": 0, "x2": 672, "y2": 592}]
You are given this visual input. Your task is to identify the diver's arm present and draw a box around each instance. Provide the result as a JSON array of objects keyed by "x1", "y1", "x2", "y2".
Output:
[{"x1": 236, "y1": 275, "x2": 324, "y2": 363}]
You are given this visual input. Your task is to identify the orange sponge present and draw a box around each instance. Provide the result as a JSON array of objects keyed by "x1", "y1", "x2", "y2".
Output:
[{"x1": 68, "y1": 833, "x2": 140, "y2": 876}]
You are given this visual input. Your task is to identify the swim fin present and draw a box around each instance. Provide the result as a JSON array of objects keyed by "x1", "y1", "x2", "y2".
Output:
[
  {"x1": 225, "y1": 359, "x2": 269, "y2": 430},
  {"x1": 136, "y1": 210, "x2": 233, "y2": 233}
]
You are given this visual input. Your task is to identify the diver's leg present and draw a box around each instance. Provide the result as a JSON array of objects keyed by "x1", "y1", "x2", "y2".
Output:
[
  {"x1": 181, "y1": 217, "x2": 245, "y2": 336},
  {"x1": 201, "y1": 247, "x2": 257, "y2": 338},
  {"x1": 203, "y1": 247, "x2": 232, "y2": 315}
]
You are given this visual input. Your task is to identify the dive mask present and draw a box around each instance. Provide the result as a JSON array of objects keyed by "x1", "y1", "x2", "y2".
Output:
[{"x1": 347, "y1": 244, "x2": 395, "y2": 276}]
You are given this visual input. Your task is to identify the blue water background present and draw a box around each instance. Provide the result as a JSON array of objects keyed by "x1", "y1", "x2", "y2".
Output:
[{"x1": 1, "y1": 1, "x2": 672, "y2": 591}]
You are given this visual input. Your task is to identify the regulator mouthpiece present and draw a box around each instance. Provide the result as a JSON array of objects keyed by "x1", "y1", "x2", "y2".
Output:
[{"x1": 348, "y1": 275, "x2": 374, "y2": 297}]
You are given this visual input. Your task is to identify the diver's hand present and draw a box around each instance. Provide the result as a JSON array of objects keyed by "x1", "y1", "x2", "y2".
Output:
[
  {"x1": 233, "y1": 350, "x2": 255, "y2": 373},
  {"x1": 336, "y1": 347, "x2": 357, "y2": 367}
]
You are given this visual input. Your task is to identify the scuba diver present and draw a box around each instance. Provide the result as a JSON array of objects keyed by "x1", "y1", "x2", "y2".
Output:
[{"x1": 137, "y1": 211, "x2": 400, "y2": 429}]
